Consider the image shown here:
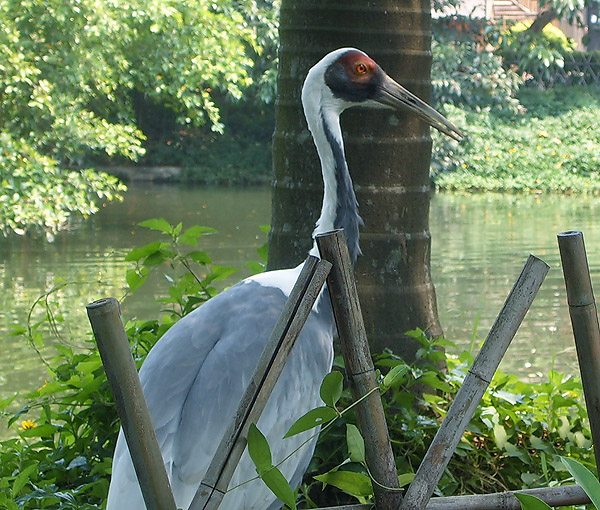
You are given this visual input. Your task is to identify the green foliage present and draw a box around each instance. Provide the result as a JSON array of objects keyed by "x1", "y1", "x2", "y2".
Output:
[
  {"x1": 433, "y1": 86, "x2": 600, "y2": 192},
  {"x1": 248, "y1": 424, "x2": 298, "y2": 510},
  {"x1": 515, "y1": 492, "x2": 552, "y2": 509},
  {"x1": 432, "y1": 19, "x2": 523, "y2": 114},
  {"x1": 0, "y1": 218, "x2": 253, "y2": 508},
  {"x1": 138, "y1": 98, "x2": 276, "y2": 185},
  {"x1": 560, "y1": 456, "x2": 600, "y2": 508},
  {"x1": 517, "y1": 457, "x2": 600, "y2": 509},
  {"x1": 0, "y1": 132, "x2": 126, "y2": 238},
  {"x1": 496, "y1": 21, "x2": 576, "y2": 84},
  {"x1": 537, "y1": 0, "x2": 586, "y2": 26},
  {"x1": 0, "y1": 0, "x2": 272, "y2": 234},
  {"x1": 124, "y1": 218, "x2": 239, "y2": 316},
  {"x1": 300, "y1": 329, "x2": 591, "y2": 508}
]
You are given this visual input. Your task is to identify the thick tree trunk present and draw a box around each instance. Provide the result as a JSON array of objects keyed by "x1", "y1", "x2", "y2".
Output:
[
  {"x1": 527, "y1": 9, "x2": 558, "y2": 33},
  {"x1": 268, "y1": 0, "x2": 443, "y2": 360}
]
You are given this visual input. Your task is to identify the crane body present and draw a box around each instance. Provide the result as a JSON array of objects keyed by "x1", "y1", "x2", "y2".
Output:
[{"x1": 107, "y1": 48, "x2": 462, "y2": 510}]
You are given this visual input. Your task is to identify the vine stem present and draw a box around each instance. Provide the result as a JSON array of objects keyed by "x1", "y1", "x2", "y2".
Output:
[{"x1": 226, "y1": 384, "x2": 382, "y2": 493}]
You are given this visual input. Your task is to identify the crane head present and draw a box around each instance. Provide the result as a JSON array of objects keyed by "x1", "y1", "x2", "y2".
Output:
[{"x1": 303, "y1": 48, "x2": 463, "y2": 142}]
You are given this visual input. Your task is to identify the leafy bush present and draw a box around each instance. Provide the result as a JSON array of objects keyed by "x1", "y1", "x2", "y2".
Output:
[
  {"x1": 432, "y1": 18, "x2": 523, "y2": 113},
  {"x1": 432, "y1": 86, "x2": 600, "y2": 191},
  {"x1": 496, "y1": 21, "x2": 576, "y2": 85},
  {"x1": 0, "y1": 0, "x2": 274, "y2": 234},
  {"x1": 0, "y1": 219, "x2": 253, "y2": 509},
  {"x1": 135, "y1": 98, "x2": 276, "y2": 185},
  {"x1": 0, "y1": 133, "x2": 126, "y2": 239},
  {"x1": 299, "y1": 330, "x2": 592, "y2": 508},
  {"x1": 518, "y1": 456, "x2": 600, "y2": 509}
]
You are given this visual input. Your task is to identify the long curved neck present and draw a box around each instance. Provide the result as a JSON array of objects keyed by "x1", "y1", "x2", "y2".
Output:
[{"x1": 305, "y1": 104, "x2": 362, "y2": 264}]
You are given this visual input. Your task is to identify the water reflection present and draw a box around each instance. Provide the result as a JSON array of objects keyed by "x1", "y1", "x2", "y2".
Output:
[
  {"x1": 431, "y1": 192, "x2": 600, "y2": 379},
  {"x1": 1, "y1": 186, "x2": 599, "y2": 409}
]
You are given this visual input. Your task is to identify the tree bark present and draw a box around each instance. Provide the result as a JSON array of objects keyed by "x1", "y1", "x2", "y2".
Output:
[
  {"x1": 269, "y1": 0, "x2": 443, "y2": 360},
  {"x1": 526, "y1": 9, "x2": 558, "y2": 33}
]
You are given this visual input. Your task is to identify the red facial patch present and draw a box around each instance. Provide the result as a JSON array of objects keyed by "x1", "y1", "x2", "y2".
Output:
[{"x1": 338, "y1": 50, "x2": 377, "y2": 80}]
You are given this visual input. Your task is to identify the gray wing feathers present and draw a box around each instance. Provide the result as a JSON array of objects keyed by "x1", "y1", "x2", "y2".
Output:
[{"x1": 107, "y1": 277, "x2": 334, "y2": 510}]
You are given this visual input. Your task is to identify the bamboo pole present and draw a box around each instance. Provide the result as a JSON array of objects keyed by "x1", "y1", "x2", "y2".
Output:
[
  {"x1": 86, "y1": 297, "x2": 178, "y2": 510},
  {"x1": 316, "y1": 230, "x2": 403, "y2": 510},
  {"x1": 401, "y1": 255, "x2": 550, "y2": 510},
  {"x1": 189, "y1": 255, "x2": 332, "y2": 510},
  {"x1": 314, "y1": 483, "x2": 590, "y2": 510},
  {"x1": 558, "y1": 230, "x2": 600, "y2": 473}
]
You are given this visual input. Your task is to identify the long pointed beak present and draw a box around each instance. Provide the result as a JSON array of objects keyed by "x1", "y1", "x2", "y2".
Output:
[{"x1": 374, "y1": 74, "x2": 463, "y2": 142}]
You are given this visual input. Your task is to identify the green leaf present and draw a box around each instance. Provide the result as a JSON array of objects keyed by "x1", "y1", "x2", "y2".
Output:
[
  {"x1": 314, "y1": 470, "x2": 373, "y2": 498},
  {"x1": 187, "y1": 250, "x2": 212, "y2": 265},
  {"x1": 246, "y1": 261, "x2": 266, "y2": 275},
  {"x1": 143, "y1": 250, "x2": 168, "y2": 267},
  {"x1": 19, "y1": 423, "x2": 59, "y2": 438},
  {"x1": 283, "y1": 407, "x2": 337, "y2": 438},
  {"x1": 180, "y1": 225, "x2": 217, "y2": 245},
  {"x1": 12, "y1": 462, "x2": 38, "y2": 497},
  {"x1": 382, "y1": 364, "x2": 409, "y2": 390},
  {"x1": 0, "y1": 493, "x2": 18, "y2": 510},
  {"x1": 205, "y1": 265, "x2": 240, "y2": 283},
  {"x1": 346, "y1": 424, "x2": 366, "y2": 464},
  {"x1": 8, "y1": 325, "x2": 27, "y2": 337},
  {"x1": 125, "y1": 241, "x2": 162, "y2": 262},
  {"x1": 139, "y1": 218, "x2": 173, "y2": 234},
  {"x1": 398, "y1": 472, "x2": 415, "y2": 487},
  {"x1": 261, "y1": 466, "x2": 297, "y2": 510},
  {"x1": 247, "y1": 423, "x2": 272, "y2": 474},
  {"x1": 257, "y1": 243, "x2": 269, "y2": 263},
  {"x1": 320, "y1": 371, "x2": 343, "y2": 408},
  {"x1": 67, "y1": 456, "x2": 88, "y2": 470},
  {"x1": 0, "y1": 394, "x2": 16, "y2": 411},
  {"x1": 126, "y1": 268, "x2": 148, "y2": 291},
  {"x1": 560, "y1": 456, "x2": 600, "y2": 508},
  {"x1": 31, "y1": 380, "x2": 65, "y2": 397},
  {"x1": 514, "y1": 493, "x2": 552, "y2": 510}
]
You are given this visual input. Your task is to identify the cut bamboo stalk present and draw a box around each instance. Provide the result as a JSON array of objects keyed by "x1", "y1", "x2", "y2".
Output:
[
  {"x1": 558, "y1": 230, "x2": 600, "y2": 473},
  {"x1": 314, "y1": 483, "x2": 589, "y2": 510},
  {"x1": 401, "y1": 255, "x2": 550, "y2": 510},
  {"x1": 189, "y1": 255, "x2": 332, "y2": 510},
  {"x1": 316, "y1": 230, "x2": 403, "y2": 510},
  {"x1": 86, "y1": 297, "x2": 178, "y2": 510}
]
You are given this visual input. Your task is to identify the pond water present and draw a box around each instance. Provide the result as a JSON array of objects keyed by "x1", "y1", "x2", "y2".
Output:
[{"x1": 2, "y1": 185, "x2": 599, "y2": 418}]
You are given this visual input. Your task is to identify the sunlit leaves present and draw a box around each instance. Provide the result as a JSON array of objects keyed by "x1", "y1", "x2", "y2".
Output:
[
  {"x1": 0, "y1": 0, "x2": 268, "y2": 235},
  {"x1": 434, "y1": 88, "x2": 600, "y2": 192},
  {"x1": 248, "y1": 423, "x2": 273, "y2": 471},
  {"x1": 247, "y1": 424, "x2": 297, "y2": 509},
  {"x1": 124, "y1": 218, "x2": 244, "y2": 316},
  {"x1": 0, "y1": 133, "x2": 126, "y2": 237}
]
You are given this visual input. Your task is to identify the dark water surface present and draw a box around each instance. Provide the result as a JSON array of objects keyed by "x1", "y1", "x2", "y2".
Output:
[{"x1": 2, "y1": 185, "x2": 599, "y2": 414}]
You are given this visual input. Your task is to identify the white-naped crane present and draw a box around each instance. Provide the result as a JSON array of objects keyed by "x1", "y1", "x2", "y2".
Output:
[{"x1": 106, "y1": 48, "x2": 462, "y2": 510}]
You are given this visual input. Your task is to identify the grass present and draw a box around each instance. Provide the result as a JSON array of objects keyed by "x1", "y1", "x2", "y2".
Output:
[{"x1": 433, "y1": 86, "x2": 600, "y2": 193}]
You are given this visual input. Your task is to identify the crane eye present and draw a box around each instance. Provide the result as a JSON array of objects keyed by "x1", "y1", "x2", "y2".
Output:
[{"x1": 355, "y1": 62, "x2": 369, "y2": 75}]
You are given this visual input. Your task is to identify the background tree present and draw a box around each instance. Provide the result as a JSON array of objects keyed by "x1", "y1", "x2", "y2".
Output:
[
  {"x1": 0, "y1": 0, "x2": 263, "y2": 236},
  {"x1": 526, "y1": 0, "x2": 586, "y2": 33},
  {"x1": 268, "y1": 0, "x2": 443, "y2": 358}
]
